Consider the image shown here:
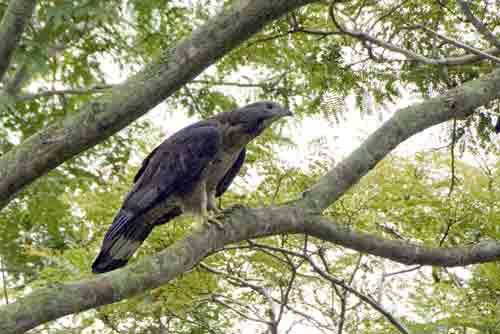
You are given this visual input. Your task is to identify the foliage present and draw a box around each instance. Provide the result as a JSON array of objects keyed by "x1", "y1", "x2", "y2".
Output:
[{"x1": 1, "y1": 0, "x2": 500, "y2": 333}]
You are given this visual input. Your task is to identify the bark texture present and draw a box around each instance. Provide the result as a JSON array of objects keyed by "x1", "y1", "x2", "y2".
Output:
[{"x1": 0, "y1": 0, "x2": 36, "y2": 81}]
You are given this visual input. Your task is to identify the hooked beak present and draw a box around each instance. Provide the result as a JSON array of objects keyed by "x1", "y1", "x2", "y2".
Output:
[{"x1": 277, "y1": 108, "x2": 293, "y2": 118}]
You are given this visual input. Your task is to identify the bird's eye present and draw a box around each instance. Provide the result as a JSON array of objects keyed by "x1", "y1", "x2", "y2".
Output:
[{"x1": 265, "y1": 103, "x2": 273, "y2": 110}]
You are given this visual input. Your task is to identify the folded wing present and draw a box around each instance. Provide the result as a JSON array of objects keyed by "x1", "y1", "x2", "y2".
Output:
[{"x1": 92, "y1": 125, "x2": 222, "y2": 273}]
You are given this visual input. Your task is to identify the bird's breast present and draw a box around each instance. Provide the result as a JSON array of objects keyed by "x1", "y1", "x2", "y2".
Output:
[{"x1": 206, "y1": 149, "x2": 241, "y2": 192}]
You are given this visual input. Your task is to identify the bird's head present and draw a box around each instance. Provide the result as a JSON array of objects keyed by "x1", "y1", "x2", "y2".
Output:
[
  {"x1": 217, "y1": 101, "x2": 292, "y2": 149},
  {"x1": 245, "y1": 101, "x2": 292, "y2": 131}
]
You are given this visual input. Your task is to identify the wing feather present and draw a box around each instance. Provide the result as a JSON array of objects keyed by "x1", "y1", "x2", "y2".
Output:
[
  {"x1": 92, "y1": 124, "x2": 222, "y2": 273},
  {"x1": 124, "y1": 124, "x2": 222, "y2": 214}
]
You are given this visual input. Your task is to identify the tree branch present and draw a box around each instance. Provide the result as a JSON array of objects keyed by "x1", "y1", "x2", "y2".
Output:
[
  {"x1": 0, "y1": 0, "x2": 318, "y2": 211},
  {"x1": 250, "y1": 243, "x2": 409, "y2": 334},
  {"x1": 328, "y1": 3, "x2": 500, "y2": 66},
  {"x1": 15, "y1": 85, "x2": 115, "y2": 101},
  {"x1": 457, "y1": 0, "x2": 500, "y2": 49},
  {"x1": 304, "y1": 254, "x2": 410, "y2": 334},
  {"x1": 0, "y1": 0, "x2": 36, "y2": 82},
  {"x1": 297, "y1": 67, "x2": 500, "y2": 212},
  {"x1": 2, "y1": 205, "x2": 500, "y2": 333},
  {"x1": 4, "y1": 55, "x2": 499, "y2": 332},
  {"x1": 416, "y1": 25, "x2": 500, "y2": 65}
]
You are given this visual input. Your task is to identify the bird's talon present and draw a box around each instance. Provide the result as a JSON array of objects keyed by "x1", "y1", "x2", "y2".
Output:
[
  {"x1": 224, "y1": 204, "x2": 247, "y2": 214},
  {"x1": 206, "y1": 217, "x2": 224, "y2": 230}
]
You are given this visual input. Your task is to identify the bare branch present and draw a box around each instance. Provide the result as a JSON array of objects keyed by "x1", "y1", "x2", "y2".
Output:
[
  {"x1": 248, "y1": 21, "x2": 343, "y2": 46},
  {"x1": 0, "y1": 259, "x2": 9, "y2": 304},
  {"x1": 248, "y1": 242, "x2": 411, "y2": 334},
  {"x1": 203, "y1": 262, "x2": 332, "y2": 332},
  {"x1": 0, "y1": 0, "x2": 36, "y2": 82},
  {"x1": 212, "y1": 295, "x2": 271, "y2": 325},
  {"x1": 416, "y1": 25, "x2": 500, "y2": 65},
  {"x1": 458, "y1": 0, "x2": 500, "y2": 49},
  {"x1": 303, "y1": 259, "x2": 410, "y2": 334},
  {"x1": 368, "y1": 0, "x2": 411, "y2": 31},
  {"x1": 16, "y1": 85, "x2": 115, "y2": 101},
  {"x1": 440, "y1": 47, "x2": 500, "y2": 66},
  {"x1": 328, "y1": 3, "x2": 500, "y2": 66},
  {"x1": 384, "y1": 265, "x2": 422, "y2": 277}
]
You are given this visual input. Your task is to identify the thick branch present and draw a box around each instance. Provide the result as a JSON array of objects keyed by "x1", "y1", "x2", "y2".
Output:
[
  {"x1": 0, "y1": 0, "x2": 36, "y2": 82},
  {"x1": 2, "y1": 206, "x2": 500, "y2": 333},
  {"x1": 0, "y1": 0, "x2": 317, "y2": 211},
  {"x1": 297, "y1": 67, "x2": 500, "y2": 212}
]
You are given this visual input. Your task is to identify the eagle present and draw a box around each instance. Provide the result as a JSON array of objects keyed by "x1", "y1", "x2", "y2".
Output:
[{"x1": 92, "y1": 101, "x2": 291, "y2": 273}]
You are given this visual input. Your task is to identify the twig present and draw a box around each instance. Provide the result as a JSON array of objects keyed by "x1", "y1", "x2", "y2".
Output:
[
  {"x1": 368, "y1": 0, "x2": 411, "y2": 31},
  {"x1": 448, "y1": 116, "x2": 458, "y2": 197},
  {"x1": 384, "y1": 265, "x2": 422, "y2": 277},
  {"x1": 328, "y1": 2, "x2": 500, "y2": 66},
  {"x1": 458, "y1": 0, "x2": 500, "y2": 49},
  {"x1": 0, "y1": 259, "x2": 9, "y2": 304},
  {"x1": 416, "y1": 25, "x2": 500, "y2": 65},
  {"x1": 17, "y1": 85, "x2": 114, "y2": 101},
  {"x1": 249, "y1": 242, "x2": 411, "y2": 334},
  {"x1": 212, "y1": 295, "x2": 271, "y2": 325}
]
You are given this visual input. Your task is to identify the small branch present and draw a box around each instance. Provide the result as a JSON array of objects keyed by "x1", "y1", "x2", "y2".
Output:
[
  {"x1": 368, "y1": 0, "x2": 411, "y2": 31},
  {"x1": 250, "y1": 243, "x2": 411, "y2": 334},
  {"x1": 203, "y1": 261, "x2": 331, "y2": 332},
  {"x1": 276, "y1": 266, "x2": 297, "y2": 325},
  {"x1": 0, "y1": 259, "x2": 9, "y2": 304},
  {"x1": 247, "y1": 24, "x2": 340, "y2": 47},
  {"x1": 190, "y1": 79, "x2": 267, "y2": 88},
  {"x1": 416, "y1": 25, "x2": 500, "y2": 65},
  {"x1": 16, "y1": 85, "x2": 114, "y2": 101},
  {"x1": 306, "y1": 259, "x2": 410, "y2": 334},
  {"x1": 384, "y1": 265, "x2": 422, "y2": 277},
  {"x1": 458, "y1": 0, "x2": 500, "y2": 49},
  {"x1": 0, "y1": 0, "x2": 36, "y2": 81},
  {"x1": 328, "y1": 3, "x2": 500, "y2": 66},
  {"x1": 212, "y1": 296, "x2": 271, "y2": 325},
  {"x1": 448, "y1": 116, "x2": 458, "y2": 197},
  {"x1": 439, "y1": 219, "x2": 456, "y2": 247},
  {"x1": 247, "y1": 30, "x2": 296, "y2": 46},
  {"x1": 328, "y1": 4, "x2": 438, "y2": 65}
]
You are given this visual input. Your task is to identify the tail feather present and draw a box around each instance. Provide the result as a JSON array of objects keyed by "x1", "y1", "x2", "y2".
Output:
[{"x1": 92, "y1": 210, "x2": 154, "y2": 274}]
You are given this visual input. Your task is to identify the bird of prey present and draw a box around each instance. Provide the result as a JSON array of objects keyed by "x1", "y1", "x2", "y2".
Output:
[{"x1": 92, "y1": 101, "x2": 292, "y2": 273}]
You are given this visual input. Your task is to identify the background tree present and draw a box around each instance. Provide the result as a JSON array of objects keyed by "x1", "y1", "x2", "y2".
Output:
[{"x1": 1, "y1": 0, "x2": 500, "y2": 333}]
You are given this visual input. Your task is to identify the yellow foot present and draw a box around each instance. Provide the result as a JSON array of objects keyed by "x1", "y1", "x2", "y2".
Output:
[
  {"x1": 204, "y1": 211, "x2": 225, "y2": 230},
  {"x1": 205, "y1": 217, "x2": 224, "y2": 230}
]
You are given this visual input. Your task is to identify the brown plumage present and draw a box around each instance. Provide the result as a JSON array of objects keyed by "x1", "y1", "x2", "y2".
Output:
[{"x1": 92, "y1": 101, "x2": 292, "y2": 273}]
